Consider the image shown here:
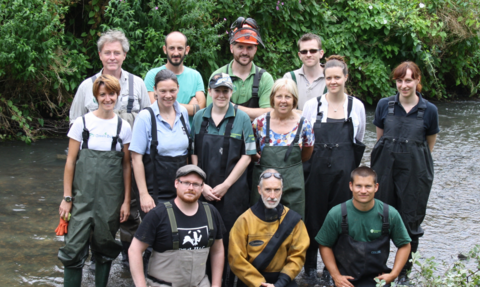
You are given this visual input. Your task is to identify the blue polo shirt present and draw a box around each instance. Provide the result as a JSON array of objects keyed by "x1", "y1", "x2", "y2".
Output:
[
  {"x1": 129, "y1": 101, "x2": 190, "y2": 156},
  {"x1": 373, "y1": 93, "x2": 440, "y2": 136}
]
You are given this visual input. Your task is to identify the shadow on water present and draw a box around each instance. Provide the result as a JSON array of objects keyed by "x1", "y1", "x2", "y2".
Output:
[{"x1": 1, "y1": 101, "x2": 479, "y2": 286}]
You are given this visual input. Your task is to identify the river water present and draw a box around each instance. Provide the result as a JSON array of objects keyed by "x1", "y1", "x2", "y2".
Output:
[{"x1": 0, "y1": 101, "x2": 478, "y2": 286}]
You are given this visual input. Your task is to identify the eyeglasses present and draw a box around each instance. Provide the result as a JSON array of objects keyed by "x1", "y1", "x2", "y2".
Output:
[
  {"x1": 299, "y1": 49, "x2": 320, "y2": 55},
  {"x1": 260, "y1": 172, "x2": 282, "y2": 180},
  {"x1": 177, "y1": 179, "x2": 203, "y2": 189}
]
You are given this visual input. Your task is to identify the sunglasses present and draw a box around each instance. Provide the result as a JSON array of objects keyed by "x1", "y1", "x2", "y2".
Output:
[
  {"x1": 230, "y1": 17, "x2": 259, "y2": 31},
  {"x1": 299, "y1": 49, "x2": 320, "y2": 55},
  {"x1": 260, "y1": 172, "x2": 282, "y2": 180}
]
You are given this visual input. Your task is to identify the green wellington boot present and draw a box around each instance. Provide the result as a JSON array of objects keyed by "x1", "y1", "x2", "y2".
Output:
[
  {"x1": 63, "y1": 267, "x2": 82, "y2": 287},
  {"x1": 95, "y1": 261, "x2": 112, "y2": 287}
]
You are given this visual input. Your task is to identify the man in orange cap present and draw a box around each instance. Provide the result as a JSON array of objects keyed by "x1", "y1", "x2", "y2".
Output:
[{"x1": 207, "y1": 17, "x2": 274, "y2": 121}]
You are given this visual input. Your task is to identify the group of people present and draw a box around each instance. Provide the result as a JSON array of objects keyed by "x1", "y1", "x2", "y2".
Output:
[{"x1": 56, "y1": 16, "x2": 439, "y2": 287}]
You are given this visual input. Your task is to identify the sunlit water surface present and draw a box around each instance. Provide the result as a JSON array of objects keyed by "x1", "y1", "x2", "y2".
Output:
[{"x1": 0, "y1": 101, "x2": 478, "y2": 286}]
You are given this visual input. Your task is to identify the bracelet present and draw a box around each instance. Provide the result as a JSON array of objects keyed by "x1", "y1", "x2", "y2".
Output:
[{"x1": 194, "y1": 104, "x2": 200, "y2": 114}]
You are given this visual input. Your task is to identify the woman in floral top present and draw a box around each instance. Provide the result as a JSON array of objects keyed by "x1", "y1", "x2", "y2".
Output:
[{"x1": 250, "y1": 78, "x2": 314, "y2": 218}]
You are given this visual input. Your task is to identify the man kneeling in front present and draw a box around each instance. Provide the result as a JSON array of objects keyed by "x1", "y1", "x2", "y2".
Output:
[
  {"x1": 229, "y1": 169, "x2": 309, "y2": 287},
  {"x1": 317, "y1": 166, "x2": 411, "y2": 287},
  {"x1": 129, "y1": 165, "x2": 226, "y2": 287}
]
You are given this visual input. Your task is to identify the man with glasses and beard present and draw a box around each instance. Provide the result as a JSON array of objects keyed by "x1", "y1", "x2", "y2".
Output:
[
  {"x1": 129, "y1": 165, "x2": 226, "y2": 287},
  {"x1": 228, "y1": 169, "x2": 309, "y2": 287},
  {"x1": 284, "y1": 33, "x2": 326, "y2": 111},
  {"x1": 144, "y1": 31, "x2": 206, "y2": 123},
  {"x1": 207, "y1": 17, "x2": 274, "y2": 121}
]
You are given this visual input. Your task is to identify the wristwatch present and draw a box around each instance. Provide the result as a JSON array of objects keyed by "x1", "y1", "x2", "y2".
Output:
[{"x1": 64, "y1": 196, "x2": 74, "y2": 203}]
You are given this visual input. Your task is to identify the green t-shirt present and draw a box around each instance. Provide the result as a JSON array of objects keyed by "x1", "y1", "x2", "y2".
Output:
[
  {"x1": 206, "y1": 61, "x2": 274, "y2": 108},
  {"x1": 191, "y1": 103, "x2": 256, "y2": 155},
  {"x1": 315, "y1": 199, "x2": 411, "y2": 248}
]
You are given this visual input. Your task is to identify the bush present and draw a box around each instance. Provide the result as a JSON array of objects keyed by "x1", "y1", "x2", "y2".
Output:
[
  {"x1": 0, "y1": 0, "x2": 90, "y2": 142},
  {"x1": 1, "y1": 0, "x2": 480, "y2": 142},
  {"x1": 374, "y1": 245, "x2": 480, "y2": 286}
]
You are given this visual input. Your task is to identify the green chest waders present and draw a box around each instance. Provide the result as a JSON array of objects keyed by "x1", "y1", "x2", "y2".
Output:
[
  {"x1": 146, "y1": 202, "x2": 214, "y2": 287},
  {"x1": 251, "y1": 113, "x2": 306, "y2": 218},
  {"x1": 58, "y1": 116, "x2": 125, "y2": 269}
]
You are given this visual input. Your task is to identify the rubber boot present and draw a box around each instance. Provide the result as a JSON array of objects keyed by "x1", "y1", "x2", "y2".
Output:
[
  {"x1": 94, "y1": 261, "x2": 112, "y2": 287},
  {"x1": 321, "y1": 267, "x2": 334, "y2": 287},
  {"x1": 143, "y1": 248, "x2": 152, "y2": 277},
  {"x1": 303, "y1": 244, "x2": 318, "y2": 284},
  {"x1": 121, "y1": 241, "x2": 131, "y2": 269},
  {"x1": 63, "y1": 267, "x2": 82, "y2": 287},
  {"x1": 398, "y1": 237, "x2": 419, "y2": 286}
]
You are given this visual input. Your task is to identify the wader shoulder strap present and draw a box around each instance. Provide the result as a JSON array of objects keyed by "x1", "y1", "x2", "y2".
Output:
[
  {"x1": 127, "y1": 73, "x2": 134, "y2": 113},
  {"x1": 265, "y1": 112, "x2": 271, "y2": 146},
  {"x1": 179, "y1": 114, "x2": 192, "y2": 156},
  {"x1": 252, "y1": 66, "x2": 265, "y2": 100},
  {"x1": 111, "y1": 116, "x2": 123, "y2": 151},
  {"x1": 340, "y1": 202, "x2": 349, "y2": 235},
  {"x1": 347, "y1": 95, "x2": 353, "y2": 119},
  {"x1": 251, "y1": 210, "x2": 302, "y2": 271},
  {"x1": 81, "y1": 116, "x2": 90, "y2": 150},
  {"x1": 290, "y1": 71, "x2": 297, "y2": 85},
  {"x1": 146, "y1": 107, "x2": 159, "y2": 204},
  {"x1": 388, "y1": 101, "x2": 395, "y2": 115},
  {"x1": 284, "y1": 117, "x2": 305, "y2": 162},
  {"x1": 164, "y1": 202, "x2": 180, "y2": 250},
  {"x1": 220, "y1": 105, "x2": 238, "y2": 174},
  {"x1": 381, "y1": 202, "x2": 390, "y2": 235},
  {"x1": 316, "y1": 96, "x2": 324, "y2": 123},
  {"x1": 226, "y1": 64, "x2": 264, "y2": 99},
  {"x1": 201, "y1": 202, "x2": 215, "y2": 248}
]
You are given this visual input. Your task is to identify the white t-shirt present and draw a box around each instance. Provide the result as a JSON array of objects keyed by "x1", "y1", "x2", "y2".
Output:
[
  {"x1": 68, "y1": 112, "x2": 132, "y2": 151},
  {"x1": 302, "y1": 94, "x2": 366, "y2": 143}
]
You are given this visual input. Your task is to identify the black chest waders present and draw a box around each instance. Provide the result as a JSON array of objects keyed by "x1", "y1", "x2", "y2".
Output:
[
  {"x1": 133, "y1": 107, "x2": 190, "y2": 219},
  {"x1": 332, "y1": 202, "x2": 392, "y2": 287},
  {"x1": 303, "y1": 95, "x2": 366, "y2": 270},
  {"x1": 194, "y1": 106, "x2": 250, "y2": 286},
  {"x1": 370, "y1": 95, "x2": 434, "y2": 273}
]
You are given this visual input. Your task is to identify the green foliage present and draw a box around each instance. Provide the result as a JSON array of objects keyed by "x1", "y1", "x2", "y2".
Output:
[
  {"x1": 1, "y1": 0, "x2": 480, "y2": 142},
  {"x1": 0, "y1": 0, "x2": 90, "y2": 142},
  {"x1": 374, "y1": 246, "x2": 480, "y2": 287}
]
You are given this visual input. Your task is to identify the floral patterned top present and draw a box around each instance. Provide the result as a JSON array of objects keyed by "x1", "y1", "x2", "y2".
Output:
[{"x1": 252, "y1": 113, "x2": 315, "y2": 153}]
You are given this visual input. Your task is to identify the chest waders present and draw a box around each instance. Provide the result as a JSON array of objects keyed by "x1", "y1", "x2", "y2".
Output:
[
  {"x1": 92, "y1": 74, "x2": 141, "y2": 254},
  {"x1": 227, "y1": 65, "x2": 265, "y2": 108},
  {"x1": 332, "y1": 202, "x2": 392, "y2": 287},
  {"x1": 58, "y1": 116, "x2": 124, "y2": 287},
  {"x1": 133, "y1": 107, "x2": 190, "y2": 219},
  {"x1": 370, "y1": 96, "x2": 434, "y2": 273},
  {"x1": 250, "y1": 113, "x2": 306, "y2": 218},
  {"x1": 194, "y1": 106, "x2": 249, "y2": 286},
  {"x1": 303, "y1": 96, "x2": 366, "y2": 270},
  {"x1": 146, "y1": 202, "x2": 214, "y2": 287}
]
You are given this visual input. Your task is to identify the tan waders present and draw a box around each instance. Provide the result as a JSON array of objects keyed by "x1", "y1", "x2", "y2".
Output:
[{"x1": 146, "y1": 202, "x2": 215, "y2": 287}]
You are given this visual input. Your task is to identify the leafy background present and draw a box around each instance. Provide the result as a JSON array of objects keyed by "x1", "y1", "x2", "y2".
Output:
[{"x1": 1, "y1": 0, "x2": 480, "y2": 142}]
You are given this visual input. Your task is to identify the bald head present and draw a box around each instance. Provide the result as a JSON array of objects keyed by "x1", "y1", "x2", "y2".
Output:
[{"x1": 165, "y1": 31, "x2": 188, "y2": 47}]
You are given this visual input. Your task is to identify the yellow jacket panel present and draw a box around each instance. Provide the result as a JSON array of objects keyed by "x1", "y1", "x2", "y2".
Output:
[{"x1": 228, "y1": 205, "x2": 309, "y2": 287}]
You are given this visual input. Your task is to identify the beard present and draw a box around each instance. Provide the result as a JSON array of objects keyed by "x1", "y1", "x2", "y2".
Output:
[
  {"x1": 233, "y1": 53, "x2": 254, "y2": 67},
  {"x1": 178, "y1": 191, "x2": 201, "y2": 203},
  {"x1": 167, "y1": 53, "x2": 186, "y2": 67},
  {"x1": 261, "y1": 194, "x2": 281, "y2": 209}
]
